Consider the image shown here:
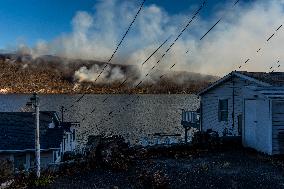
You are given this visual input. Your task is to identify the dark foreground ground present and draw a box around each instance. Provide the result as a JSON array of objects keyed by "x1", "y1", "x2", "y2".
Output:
[{"x1": 44, "y1": 148, "x2": 284, "y2": 189}]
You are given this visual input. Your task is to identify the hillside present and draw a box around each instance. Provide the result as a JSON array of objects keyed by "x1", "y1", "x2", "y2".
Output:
[{"x1": 0, "y1": 54, "x2": 218, "y2": 94}]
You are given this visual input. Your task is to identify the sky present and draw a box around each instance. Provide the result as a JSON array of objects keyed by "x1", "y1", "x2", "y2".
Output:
[
  {"x1": 0, "y1": 0, "x2": 283, "y2": 77},
  {"x1": 0, "y1": 0, "x2": 252, "y2": 49}
]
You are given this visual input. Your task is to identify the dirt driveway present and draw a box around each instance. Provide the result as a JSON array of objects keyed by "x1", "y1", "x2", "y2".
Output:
[{"x1": 46, "y1": 148, "x2": 284, "y2": 189}]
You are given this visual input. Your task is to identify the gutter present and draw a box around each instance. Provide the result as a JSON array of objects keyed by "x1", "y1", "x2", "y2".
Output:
[{"x1": 0, "y1": 148, "x2": 60, "y2": 153}]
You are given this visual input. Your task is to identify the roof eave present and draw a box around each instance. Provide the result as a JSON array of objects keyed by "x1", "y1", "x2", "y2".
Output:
[
  {"x1": 0, "y1": 148, "x2": 60, "y2": 153},
  {"x1": 198, "y1": 71, "x2": 272, "y2": 96},
  {"x1": 198, "y1": 72, "x2": 233, "y2": 96}
]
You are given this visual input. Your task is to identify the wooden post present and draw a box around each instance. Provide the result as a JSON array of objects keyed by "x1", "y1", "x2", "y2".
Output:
[{"x1": 31, "y1": 93, "x2": 40, "y2": 178}]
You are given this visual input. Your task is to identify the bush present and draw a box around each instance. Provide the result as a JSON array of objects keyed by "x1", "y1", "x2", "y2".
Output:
[
  {"x1": 136, "y1": 170, "x2": 170, "y2": 189},
  {"x1": 62, "y1": 151, "x2": 83, "y2": 162},
  {"x1": 0, "y1": 160, "x2": 13, "y2": 183},
  {"x1": 192, "y1": 130, "x2": 220, "y2": 149},
  {"x1": 86, "y1": 135, "x2": 133, "y2": 171},
  {"x1": 33, "y1": 175, "x2": 54, "y2": 187},
  {"x1": 11, "y1": 170, "x2": 55, "y2": 188}
]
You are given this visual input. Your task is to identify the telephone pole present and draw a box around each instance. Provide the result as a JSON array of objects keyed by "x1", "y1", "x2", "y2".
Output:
[
  {"x1": 29, "y1": 93, "x2": 40, "y2": 178},
  {"x1": 61, "y1": 106, "x2": 64, "y2": 122}
]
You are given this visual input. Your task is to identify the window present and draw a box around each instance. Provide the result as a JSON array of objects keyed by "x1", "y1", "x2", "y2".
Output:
[{"x1": 218, "y1": 99, "x2": 228, "y2": 121}]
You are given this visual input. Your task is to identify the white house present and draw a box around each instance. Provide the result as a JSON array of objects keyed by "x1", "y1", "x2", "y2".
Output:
[
  {"x1": 0, "y1": 111, "x2": 79, "y2": 171},
  {"x1": 199, "y1": 71, "x2": 284, "y2": 155}
]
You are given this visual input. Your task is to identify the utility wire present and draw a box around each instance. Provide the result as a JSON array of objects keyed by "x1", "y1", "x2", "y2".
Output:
[
  {"x1": 238, "y1": 24, "x2": 283, "y2": 69},
  {"x1": 68, "y1": 0, "x2": 146, "y2": 108},
  {"x1": 133, "y1": 0, "x2": 208, "y2": 88},
  {"x1": 80, "y1": 35, "x2": 172, "y2": 122},
  {"x1": 269, "y1": 60, "x2": 281, "y2": 73},
  {"x1": 140, "y1": 0, "x2": 240, "y2": 87},
  {"x1": 108, "y1": 0, "x2": 146, "y2": 63},
  {"x1": 90, "y1": 0, "x2": 242, "y2": 131},
  {"x1": 80, "y1": 0, "x2": 209, "y2": 136}
]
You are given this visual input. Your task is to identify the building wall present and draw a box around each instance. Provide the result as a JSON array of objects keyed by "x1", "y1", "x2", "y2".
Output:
[
  {"x1": 0, "y1": 150, "x2": 56, "y2": 171},
  {"x1": 243, "y1": 99, "x2": 272, "y2": 154},
  {"x1": 272, "y1": 100, "x2": 284, "y2": 154},
  {"x1": 60, "y1": 131, "x2": 76, "y2": 155},
  {"x1": 0, "y1": 154, "x2": 13, "y2": 161},
  {"x1": 201, "y1": 75, "x2": 263, "y2": 136},
  {"x1": 40, "y1": 151, "x2": 54, "y2": 168}
]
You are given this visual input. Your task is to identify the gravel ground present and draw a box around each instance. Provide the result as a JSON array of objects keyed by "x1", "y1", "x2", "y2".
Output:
[{"x1": 45, "y1": 148, "x2": 284, "y2": 189}]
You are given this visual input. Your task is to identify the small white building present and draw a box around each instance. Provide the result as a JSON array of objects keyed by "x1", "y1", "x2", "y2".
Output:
[{"x1": 199, "y1": 71, "x2": 284, "y2": 155}]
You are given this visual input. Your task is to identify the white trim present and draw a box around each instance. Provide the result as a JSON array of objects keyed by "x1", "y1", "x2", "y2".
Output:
[
  {"x1": 218, "y1": 98, "x2": 229, "y2": 123},
  {"x1": 265, "y1": 95, "x2": 284, "y2": 98},
  {"x1": 198, "y1": 72, "x2": 232, "y2": 95},
  {"x1": 0, "y1": 148, "x2": 60, "y2": 153},
  {"x1": 233, "y1": 72, "x2": 271, "y2": 86},
  {"x1": 198, "y1": 71, "x2": 271, "y2": 95},
  {"x1": 246, "y1": 86, "x2": 284, "y2": 99}
]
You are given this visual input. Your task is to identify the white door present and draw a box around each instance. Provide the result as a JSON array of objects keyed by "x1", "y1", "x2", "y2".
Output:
[{"x1": 244, "y1": 100, "x2": 257, "y2": 148}]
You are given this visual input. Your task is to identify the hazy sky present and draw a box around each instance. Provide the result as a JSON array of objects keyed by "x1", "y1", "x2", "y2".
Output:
[
  {"x1": 1, "y1": 0, "x2": 283, "y2": 76},
  {"x1": 0, "y1": 0, "x2": 253, "y2": 49}
]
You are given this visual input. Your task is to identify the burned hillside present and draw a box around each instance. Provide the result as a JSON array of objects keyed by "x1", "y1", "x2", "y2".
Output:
[{"x1": 0, "y1": 54, "x2": 218, "y2": 94}]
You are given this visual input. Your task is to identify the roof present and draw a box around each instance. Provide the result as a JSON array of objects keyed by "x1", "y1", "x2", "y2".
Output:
[
  {"x1": 198, "y1": 71, "x2": 284, "y2": 95},
  {"x1": 246, "y1": 86, "x2": 284, "y2": 99},
  {"x1": 238, "y1": 71, "x2": 284, "y2": 86},
  {"x1": 0, "y1": 111, "x2": 67, "y2": 151}
]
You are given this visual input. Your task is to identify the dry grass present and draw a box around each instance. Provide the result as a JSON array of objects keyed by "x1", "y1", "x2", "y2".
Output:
[{"x1": 0, "y1": 59, "x2": 213, "y2": 94}]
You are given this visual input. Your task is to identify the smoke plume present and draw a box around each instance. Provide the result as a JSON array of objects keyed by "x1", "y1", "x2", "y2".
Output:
[
  {"x1": 74, "y1": 65, "x2": 126, "y2": 84},
  {"x1": 15, "y1": 0, "x2": 284, "y2": 81}
]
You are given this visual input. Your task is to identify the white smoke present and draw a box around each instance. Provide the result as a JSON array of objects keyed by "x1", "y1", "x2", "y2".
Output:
[
  {"x1": 74, "y1": 64, "x2": 125, "y2": 83},
  {"x1": 18, "y1": 0, "x2": 284, "y2": 79}
]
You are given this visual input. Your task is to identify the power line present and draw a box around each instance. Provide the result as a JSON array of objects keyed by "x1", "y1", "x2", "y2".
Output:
[
  {"x1": 79, "y1": 0, "x2": 209, "y2": 136},
  {"x1": 80, "y1": 35, "x2": 172, "y2": 122},
  {"x1": 238, "y1": 24, "x2": 283, "y2": 69},
  {"x1": 200, "y1": 18, "x2": 221, "y2": 40},
  {"x1": 95, "y1": 0, "x2": 242, "y2": 127},
  {"x1": 142, "y1": 35, "x2": 172, "y2": 66},
  {"x1": 138, "y1": 0, "x2": 240, "y2": 86},
  {"x1": 67, "y1": 0, "x2": 146, "y2": 108},
  {"x1": 133, "y1": 0, "x2": 208, "y2": 87},
  {"x1": 108, "y1": 0, "x2": 146, "y2": 63},
  {"x1": 269, "y1": 60, "x2": 281, "y2": 73},
  {"x1": 188, "y1": 0, "x2": 240, "y2": 50}
]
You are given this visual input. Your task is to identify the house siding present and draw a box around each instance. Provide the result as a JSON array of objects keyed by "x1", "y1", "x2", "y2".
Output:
[
  {"x1": 40, "y1": 152, "x2": 54, "y2": 168},
  {"x1": 243, "y1": 99, "x2": 272, "y2": 154},
  {"x1": 272, "y1": 100, "x2": 284, "y2": 154},
  {"x1": 201, "y1": 75, "x2": 263, "y2": 136},
  {"x1": 0, "y1": 150, "x2": 57, "y2": 171}
]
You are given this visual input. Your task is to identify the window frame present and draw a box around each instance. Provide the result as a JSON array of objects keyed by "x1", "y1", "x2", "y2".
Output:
[{"x1": 218, "y1": 99, "x2": 229, "y2": 122}]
